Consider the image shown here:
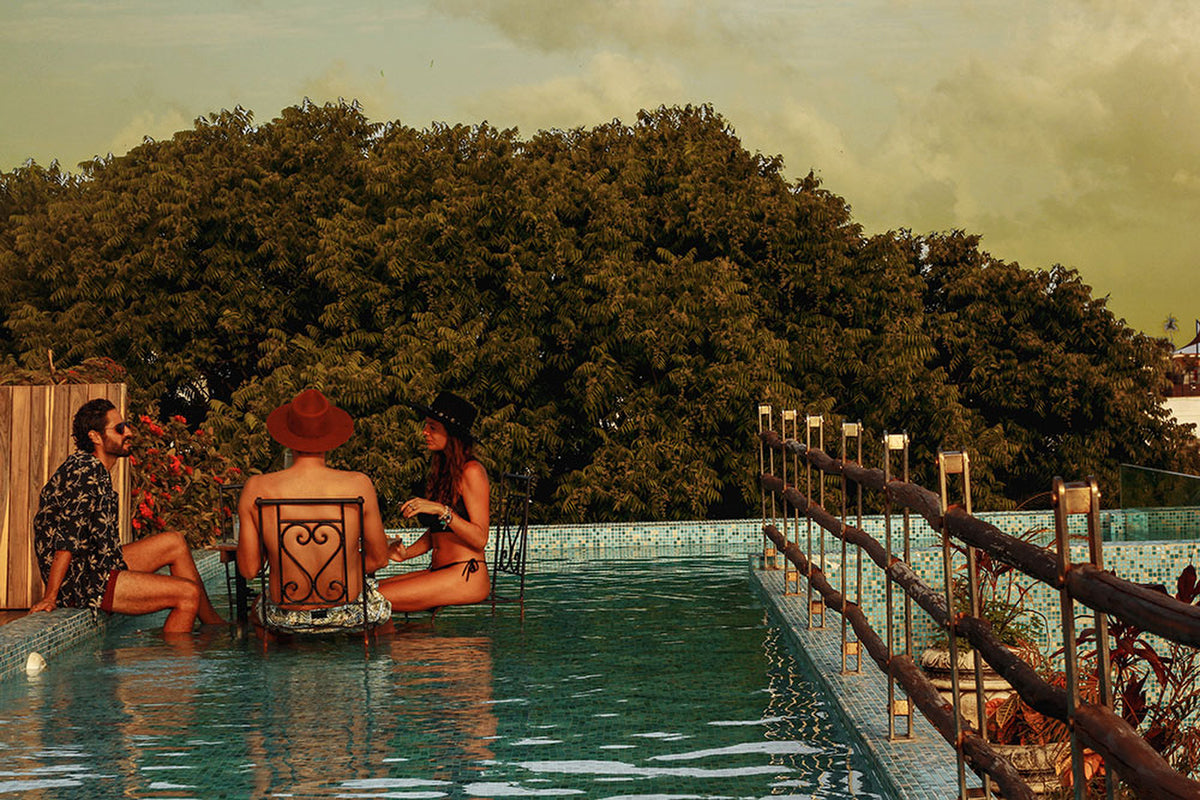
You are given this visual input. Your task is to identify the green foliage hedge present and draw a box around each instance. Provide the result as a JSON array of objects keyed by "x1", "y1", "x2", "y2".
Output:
[{"x1": 2, "y1": 101, "x2": 1195, "y2": 523}]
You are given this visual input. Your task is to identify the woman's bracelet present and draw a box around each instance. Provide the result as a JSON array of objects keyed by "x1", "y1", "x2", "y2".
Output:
[{"x1": 438, "y1": 504, "x2": 453, "y2": 528}]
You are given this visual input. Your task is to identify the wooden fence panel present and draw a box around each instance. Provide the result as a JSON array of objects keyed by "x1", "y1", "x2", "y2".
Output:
[
  {"x1": 0, "y1": 388, "x2": 12, "y2": 604},
  {"x1": 6, "y1": 387, "x2": 33, "y2": 610},
  {"x1": 1, "y1": 384, "x2": 128, "y2": 609}
]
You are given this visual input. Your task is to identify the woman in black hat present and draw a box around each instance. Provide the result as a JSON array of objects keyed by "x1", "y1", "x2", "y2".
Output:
[{"x1": 379, "y1": 392, "x2": 491, "y2": 611}]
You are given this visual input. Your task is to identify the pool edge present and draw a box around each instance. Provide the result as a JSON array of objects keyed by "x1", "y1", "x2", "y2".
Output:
[
  {"x1": 750, "y1": 562, "x2": 974, "y2": 800},
  {"x1": 0, "y1": 550, "x2": 225, "y2": 684}
]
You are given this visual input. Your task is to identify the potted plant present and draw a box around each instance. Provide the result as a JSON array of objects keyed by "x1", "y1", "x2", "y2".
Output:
[
  {"x1": 985, "y1": 678, "x2": 1073, "y2": 796},
  {"x1": 920, "y1": 533, "x2": 1047, "y2": 728}
]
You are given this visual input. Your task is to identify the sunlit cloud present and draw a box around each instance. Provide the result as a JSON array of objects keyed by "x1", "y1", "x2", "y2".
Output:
[
  {"x1": 298, "y1": 60, "x2": 392, "y2": 117},
  {"x1": 462, "y1": 52, "x2": 685, "y2": 134},
  {"x1": 831, "y1": 0, "x2": 1200, "y2": 327},
  {"x1": 0, "y1": 0, "x2": 422, "y2": 47},
  {"x1": 107, "y1": 108, "x2": 193, "y2": 160},
  {"x1": 433, "y1": 0, "x2": 779, "y2": 60}
]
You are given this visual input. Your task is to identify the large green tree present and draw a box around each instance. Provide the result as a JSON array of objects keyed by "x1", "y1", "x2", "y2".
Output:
[{"x1": 2, "y1": 101, "x2": 1194, "y2": 523}]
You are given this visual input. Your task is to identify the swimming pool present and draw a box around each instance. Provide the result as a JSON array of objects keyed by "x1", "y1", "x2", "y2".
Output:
[{"x1": 0, "y1": 554, "x2": 887, "y2": 798}]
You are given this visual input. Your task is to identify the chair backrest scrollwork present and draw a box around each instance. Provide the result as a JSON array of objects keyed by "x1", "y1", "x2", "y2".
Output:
[
  {"x1": 490, "y1": 473, "x2": 534, "y2": 610},
  {"x1": 255, "y1": 497, "x2": 369, "y2": 632}
]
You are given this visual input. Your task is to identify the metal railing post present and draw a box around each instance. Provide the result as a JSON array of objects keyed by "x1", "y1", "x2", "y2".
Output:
[
  {"x1": 1054, "y1": 476, "x2": 1111, "y2": 800},
  {"x1": 939, "y1": 450, "x2": 975, "y2": 799},
  {"x1": 782, "y1": 410, "x2": 801, "y2": 594},
  {"x1": 841, "y1": 421, "x2": 863, "y2": 674},
  {"x1": 806, "y1": 414, "x2": 825, "y2": 628},
  {"x1": 1084, "y1": 477, "x2": 1117, "y2": 800},
  {"x1": 884, "y1": 432, "x2": 913, "y2": 739},
  {"x1": 759, "y1": 404, "x2": 778, "y2": 569}
]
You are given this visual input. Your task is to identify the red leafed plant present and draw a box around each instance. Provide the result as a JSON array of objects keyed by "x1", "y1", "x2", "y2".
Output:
[
  {"x1": 983, "y1": 565, "x2": 1200, "y2": 796},
  {"x1": 129, "y1": 405, "x2": 245, "y2": 547},
  {"x1": 1074, "y1": 565, "x2": 1200, "y2": 783}
]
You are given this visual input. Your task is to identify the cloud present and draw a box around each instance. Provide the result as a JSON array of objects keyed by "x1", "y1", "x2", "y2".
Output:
[
  {"x1": 107, "y1": 107, "x2": 193, "y2": 159},
  {"x1": 433, "y1": 0, "x2": 789, "y2": 66},
  {"x1": 807, "y1": 0, "x2": 1200, "y2": 330},
  {"x1": 0, "y1": 1, "x2": 422, "y2": 48},
  {"x1": 298, "y1": 60, "x2": 392, "y2": 118},
  {"x1": 460, "y1": 52, "x2": 686, "y2": 133}
]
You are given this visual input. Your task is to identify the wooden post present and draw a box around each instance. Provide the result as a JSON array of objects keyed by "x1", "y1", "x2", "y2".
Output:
[{"x1": 0, "y1": 383, "x2": 128, "y2": 609}]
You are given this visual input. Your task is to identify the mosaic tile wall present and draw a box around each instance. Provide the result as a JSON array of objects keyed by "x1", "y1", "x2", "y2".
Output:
[
  {"x1": 807, "y1": 530, "x2": 1200, "y2": 658},
  {"x1": 517, "y1": 517, "x2": 764, "y2": 553},
  {"x1": 510, "y1": 507, "x2": 1194, "y2": 556},
  {"x1": 0, "y1": 551, "x2": 224, "y2": 683}
]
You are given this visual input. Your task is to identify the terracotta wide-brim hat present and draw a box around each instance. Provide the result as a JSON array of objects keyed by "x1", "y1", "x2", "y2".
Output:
[
  {"x1": 266, "y1": 389, "x2": 354, "y2": 452},
  {"x1": 410, "y1": 391, "x2": 478, "y2": 443}
]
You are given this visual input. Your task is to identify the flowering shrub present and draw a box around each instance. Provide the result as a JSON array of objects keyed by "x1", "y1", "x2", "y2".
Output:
[
  {"x1": 0, "y1": 355, "x2": 127, "y2": 386},
  {"x1": 129, "y1": 406, "x2": 246, "y2": 547}
]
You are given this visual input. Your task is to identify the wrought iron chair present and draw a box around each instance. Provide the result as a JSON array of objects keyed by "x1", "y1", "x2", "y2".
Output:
[
  {"x1": 254, "y1": 496, "x2": 380, "y2": 640},
  {"x1": 490, "y1": 472, "x2": 534, "y2": 613}
]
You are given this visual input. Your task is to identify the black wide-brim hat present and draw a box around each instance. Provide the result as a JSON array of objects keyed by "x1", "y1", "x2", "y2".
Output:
[
  {"x1": 266, "y1": 389, "x2": 354, "y2": 452},
  {"x1": 410, "y1": 391, "x2": 478, "y2": 443}
]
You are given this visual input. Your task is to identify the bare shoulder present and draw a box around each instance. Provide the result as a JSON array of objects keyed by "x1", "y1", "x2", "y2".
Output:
[
  {"x1": 239, "y1": 473, "x2": 265, "y2": 501},
  {"x1": 239, "y1": 471, "x2": 296, "y2": 504},
  {"x1": 343, "y1": 470, "x2": 379, "y2": 498},
  {"x1": 463, "y1": 460, "x2": 489, "y2": 486}
]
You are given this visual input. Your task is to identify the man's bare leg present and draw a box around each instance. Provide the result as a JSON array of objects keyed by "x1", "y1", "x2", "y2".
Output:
[
  {"x1": 108, "y1": 570, "x2": 202, "y2": 634},
  {"x1": 123, "y1": 532, "x2": 225, "y2": 624}
]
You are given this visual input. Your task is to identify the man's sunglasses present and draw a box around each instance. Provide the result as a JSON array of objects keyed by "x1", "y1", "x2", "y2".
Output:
[{"x1": 105, "y1": 422, "x2": 131, "y2": 435}]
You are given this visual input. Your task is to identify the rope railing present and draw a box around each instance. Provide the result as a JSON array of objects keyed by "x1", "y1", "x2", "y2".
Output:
[
  {"x1": 771, "y1": 432, "x2": 1200, "y2": 646},
  {"x1": 757, "y1": 429, "x2": 1200, "y2": 800}
]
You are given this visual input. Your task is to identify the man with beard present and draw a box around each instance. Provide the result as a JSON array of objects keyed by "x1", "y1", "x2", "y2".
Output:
[{"x1": 30, "y1": 398, "x2": 223, "y2": 633}]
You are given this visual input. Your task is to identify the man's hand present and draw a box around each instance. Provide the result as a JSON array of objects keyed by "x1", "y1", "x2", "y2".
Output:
[
  {"x1": 33, "y1": 550, "x2": 72, "y2": 613},
  {"x1": 29, "y1": 594, "x2": 57, "y2": 613}
]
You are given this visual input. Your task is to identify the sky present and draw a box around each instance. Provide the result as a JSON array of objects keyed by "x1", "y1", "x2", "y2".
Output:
[{"x1": 2, "y1": 0, "x2": 1197, "y2": 340}]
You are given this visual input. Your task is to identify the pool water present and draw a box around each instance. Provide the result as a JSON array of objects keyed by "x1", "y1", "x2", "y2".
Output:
[{"x1": 0, "y1": 555, "x2": 887, "y2": 798}]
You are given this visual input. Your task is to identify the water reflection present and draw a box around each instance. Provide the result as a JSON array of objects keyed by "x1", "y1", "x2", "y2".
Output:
[
  {"x1": 229, "y1": 631, "x2": 496, "y2": 796},
  {"x1": 385, "y1": 631, "x2": 498, "y2": 783}
]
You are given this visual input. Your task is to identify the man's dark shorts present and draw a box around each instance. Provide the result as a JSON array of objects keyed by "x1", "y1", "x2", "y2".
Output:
[{"x1": 99, "y1": 569, "x2": 121, "y2": 613}]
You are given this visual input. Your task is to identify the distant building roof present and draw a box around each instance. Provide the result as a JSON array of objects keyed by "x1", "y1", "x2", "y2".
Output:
[{"x1": 1174, "y1": 321, "x2": 1200, "y2": 357}]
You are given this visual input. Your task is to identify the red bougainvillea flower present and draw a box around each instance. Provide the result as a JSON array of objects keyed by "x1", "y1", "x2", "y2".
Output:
[
  {"x1": 132, "y1": 519, "x2": 142, "y2": 530},
  {"x1": 214, "y1": 475, "x2": 225, "y2": 485},
  {"x1": 171, "y1": 415, "x2": 186, "y2": 423},
  {"x1": 138, "y1": 503, "x2": 152, "y2": 518}
]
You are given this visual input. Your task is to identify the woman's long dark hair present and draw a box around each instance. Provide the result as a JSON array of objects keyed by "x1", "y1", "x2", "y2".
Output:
[{"x1": 427, "y1": 433, "x2": 474, "y2": 506}]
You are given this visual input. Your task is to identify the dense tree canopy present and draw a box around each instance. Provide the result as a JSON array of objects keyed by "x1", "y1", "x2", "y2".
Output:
[{"x1": 2, "y1": 101, "x2": 1194, "y2": 523}]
